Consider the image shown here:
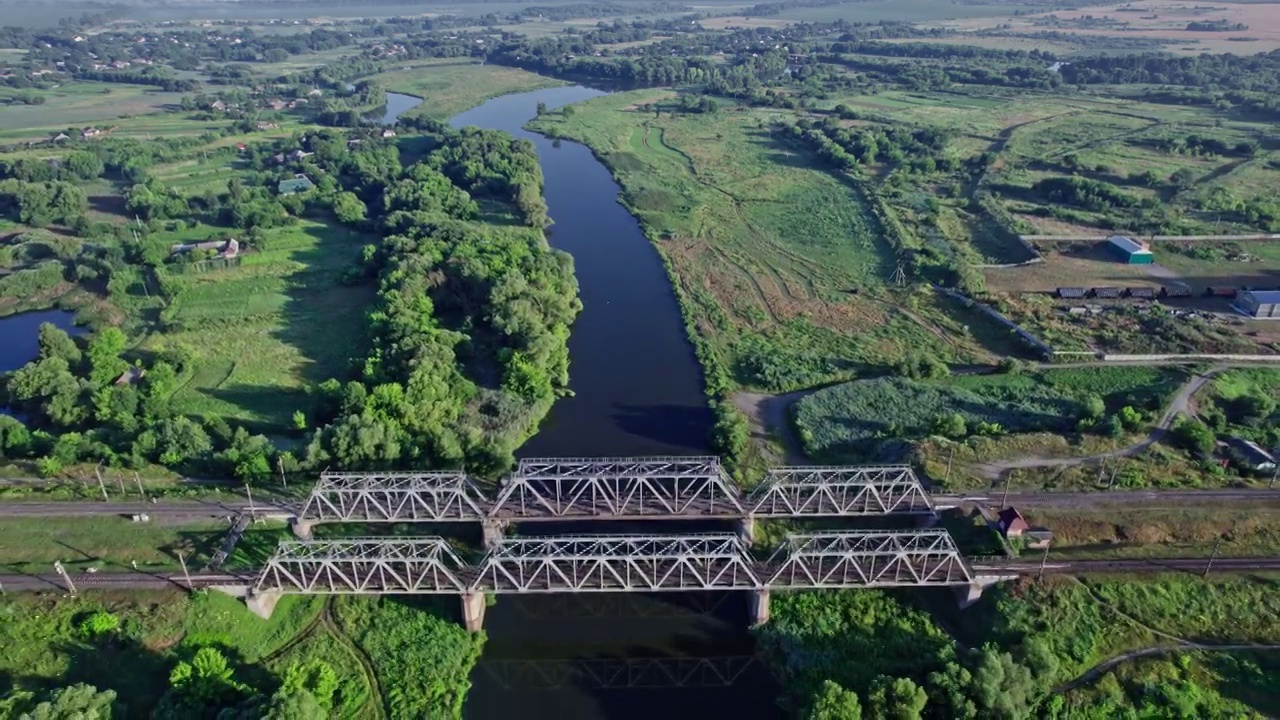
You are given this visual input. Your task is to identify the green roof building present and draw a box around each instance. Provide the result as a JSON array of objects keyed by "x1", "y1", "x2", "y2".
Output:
[{"x1": 278, "y1": 175, "x2": 315, "y2": 194}]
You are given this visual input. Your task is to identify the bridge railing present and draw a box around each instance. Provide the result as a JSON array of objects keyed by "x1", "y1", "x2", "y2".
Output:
[
  {"x1": 254, "y1": 537, "x2": 471, "y2": 595},
  {"x1": 299, "y1": 471, "x2": 488, "y2": 523}
]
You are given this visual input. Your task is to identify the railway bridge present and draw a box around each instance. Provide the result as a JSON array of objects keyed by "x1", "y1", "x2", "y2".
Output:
[
  {"x1": 247, "y1": 529, "x2": 1010, "y2": 631},
  {"x1": 292, "y1": 457, "x2": 941, "y2": 546}
]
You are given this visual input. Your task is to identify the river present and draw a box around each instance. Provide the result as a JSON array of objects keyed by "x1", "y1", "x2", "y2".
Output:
[{"x1": 435, "y1": 88, "x2": 782, "y2": 716}]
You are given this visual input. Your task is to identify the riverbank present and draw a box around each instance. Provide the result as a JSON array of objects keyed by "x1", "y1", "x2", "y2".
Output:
[{"x1": 380, "y1": 59, "x2": 567, "y2": 121}]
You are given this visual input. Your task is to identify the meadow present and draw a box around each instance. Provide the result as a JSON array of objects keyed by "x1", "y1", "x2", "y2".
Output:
[
  {"x1": 792, "y1": 366, "x2": 1186, "y2": 463},
  {"x1": 529, "y1": 92, "x2": 1016, "y2": 392},
  {"x1": 1022, "y1": 507, "x2": 1280, "y2": 559},
  {"x1": 0, "y1": 81, "x2": 186, "y2": 142},
  {"x1": 0, "y1": 517, "x2": 229, "y2": 573},
  {"x1": 379, "y1": 60, "x2": 566, "y2": 121},
  {"x1": 135, "y1": 220, "x2": 374, "y2": 432}
]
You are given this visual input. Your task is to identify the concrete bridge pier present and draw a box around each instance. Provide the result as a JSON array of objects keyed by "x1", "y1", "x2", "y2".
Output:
[
  {"x1": 736, "y1": 516, "x2": 756, "y2": 544},
  {"x1": 246, "y1": 589, "x2": 282, "y2": 620},
  {"x1": 953, "y1": 582, "x2": 984, "y2": 609},
  {"x1": 749, "y1": 588, "x2": 771, "y2": 626},
  {"x1": 481, "y1": 519, "x2": 510, "y2": 550},
  {"x1": 289, "y1": 517, "x2": 314, "y2": 540},
  {"x1": 461, "y1": 591, "x2": 487, "y2": 633}
]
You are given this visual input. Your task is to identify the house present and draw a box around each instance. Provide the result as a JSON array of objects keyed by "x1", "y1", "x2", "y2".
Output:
[
  {"x1": 1105, "y1": 235, "x2": 1154, "y2": 265},
  {"x1": 287, "y1": 149, "x2": 312, "y2": 161},
  {"x1": 1237, "y1": 290, "x2": 1280, "y2": 318},
  {"x1": 51, "y1": 132, "x2": 69, "y2": 143},
  {"x1": 1056, "y1": 287, "x2": 1086, "y2": 299},
  {"x1": 381, "y1": 129, "x2": 396, "y2": 139},
  {"x1": 307, "y1": 88, "x2": 323, "y2": 97},
  {"x1": 997, "y1": 507, "x2": 1030, "y2": 538},
  {"x1": 210, "y1": 100, "x2": 227, "y2": 112},
  {"x1": 170, "y1": 238, "x2": 239, "y2": 258},
  {"x1": 81, "y1": 127, "x2": 102, "y2": 139},
  {"x1": 267, "y1": 99, "x2": 288, "y2": 110},
  {"x1": 114, "y1": 367, "x2": 146, "y2": 386},
  {"x1": 1227, "y1": 437, "x2": 1276, "y2": 472},
  {"x1": 255, "y1": 121, "x2": 279, "y2": 130},
  {"x1": 278, "y1": 175, "x2": 315, "y2": 194}
]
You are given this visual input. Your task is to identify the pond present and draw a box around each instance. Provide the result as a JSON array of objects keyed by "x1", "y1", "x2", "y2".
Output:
[{"x1": 0, "y1": 309, "x2": 82, "y2": 373}]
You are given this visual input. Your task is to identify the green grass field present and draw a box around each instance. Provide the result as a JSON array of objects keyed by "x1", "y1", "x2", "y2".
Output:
[
  {"x1": 136, "y1": 220, "x2": 374, "y2": 431},
  {"x1": 1023, "y1": 507, "x2": 1280, "y2": 560},
  {"x1": 793, "y1": 366, "x2": 1186, "y2": 463},
  {"x1": 379, "y1": 59, "x2": 565, "y2": 120},
  {"x1": 0, "y1": 518, "x2": 229, "y2": 573},
  {"x1": 530, "y1": 91, "x2": 1017, "y2": 392},
  {"x1": 0, "y1": 81, "x2": 186, "y2": 141}
]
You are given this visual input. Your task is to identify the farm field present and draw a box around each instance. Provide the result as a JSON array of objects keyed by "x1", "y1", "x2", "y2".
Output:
[
  {"x1": 133, "y1": 220, "x2": 375, "y2": 432},
  {"x1": 792, "y1": 365, "x2": 1187, "y2": 463},
  {"x1": 0, "y1": 81, "x2": 186, "y2": 141},
  {"x1": 379, "y1": 60, "x2": 566, "y2": 120},
  {"x1": 529, "y1": 91, "x2": 1018, "y2": 392}
]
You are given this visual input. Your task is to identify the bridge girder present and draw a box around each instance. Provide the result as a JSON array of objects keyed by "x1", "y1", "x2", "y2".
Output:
[
  {"x1": 746, "y1": 465, "x2": 935, "y2": 517},
  {"x1": 299, "y1": 472, "x2": 487, "y2": 523},
  {"x1": 490, "y1": 456, "x2": 743, "y2": 519},
  {"x1": 765, "y1": 530, "x2": 973, "y2": 588},
  {"x1": 479, "y1": 656, "x2": 758, "y2": 690},
  {"x1": 474, "y1": 533, "x2": 760, "y2": 592},
  {"x1": 254, "y1": 537, "x2": 470, "y2": 594}
]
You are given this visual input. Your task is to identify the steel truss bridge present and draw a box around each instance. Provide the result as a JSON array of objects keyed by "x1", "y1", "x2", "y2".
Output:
[
  {"x1": 297, "y1": 458, "x2": 936, "y2": 527},
  {"x1": 253, "y1": 529, "x2": 975, "y2": 597},
  {"x1": 478, "y1": 655, "x2": 760, "y2": 690}
]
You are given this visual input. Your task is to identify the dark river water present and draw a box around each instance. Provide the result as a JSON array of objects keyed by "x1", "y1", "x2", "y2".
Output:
[{"x1": 437, "y1": 88, "x2": 782, "y2": 718}]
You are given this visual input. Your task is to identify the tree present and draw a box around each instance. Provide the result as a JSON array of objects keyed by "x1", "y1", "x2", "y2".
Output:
[
  {"x1": 332, "y1": 191, "x2": 367, "y2": 224},
  {"x1": 37, "y1": 323, "x2": 81, "y2": 365},
  {"x1": 867, "y1": 676, "x2": 927, "y2": 720},
  {"x1": 1080, "y1": 394, "x2": 1106, "y2": 420},
  {"x1": 1171, "y1": 415, "x2": 1215, "y2": 455},
  {"x1": 561, "y1": 104, "x2": 575, "y2": 118},
  {"x1": 934, "y1": 413, "x2": 967, "y2": 438},
  {"x1": 76, "y1": 611, "x2": 120, "y2": 639},
  {"x1": 167, "y1": 647, "x2": 245, "y2": 705},
  {"x1": 86, "y1": 327, "x2": 128, "y2": 387},
  {"x1": 809, "y1": 680, "x2": 862, "y2": 720},
  {"x1": 536, "y1": 101, "x2": 548, "y2": 116},
  {"x1": 19, "y1": 683, "x2": 118, "y2": 720}
]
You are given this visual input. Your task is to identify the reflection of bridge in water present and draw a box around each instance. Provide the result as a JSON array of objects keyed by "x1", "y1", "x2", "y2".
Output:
[
  {"x1": 479, "y1": 655, "x2": 760, "y2": 690},
  {"x1": 240, "y1": 458, "x2": 1011, "y2": 631}
]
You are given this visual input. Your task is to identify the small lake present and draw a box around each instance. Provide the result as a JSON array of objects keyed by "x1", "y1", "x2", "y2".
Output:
[
  {"x1": 372, "y1": 92, "x2": 423, "y2": 126},
  {"x1": 0, "y1": 309, "x2": 81, "y2": 373}
]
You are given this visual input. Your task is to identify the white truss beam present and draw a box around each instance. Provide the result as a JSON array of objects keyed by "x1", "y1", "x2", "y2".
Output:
[
  {"x1": 299, "y1": 472, "x2": 486, "y2": 523},
  {"x1": 747, "y1": 465, "x2": 934, "y2": 516},
  {"x1": 764, "y1": 530, "x2": 973, "y2": 588},
  {"x1": 254, "y1": 537, "x2": 470, "y2": 594},
  {"x1": 491, "y1": 456, "x2": 742, "y2": 519},
  {"x1": 473, "y1": 533, "x2": 760, "y2": 592}
]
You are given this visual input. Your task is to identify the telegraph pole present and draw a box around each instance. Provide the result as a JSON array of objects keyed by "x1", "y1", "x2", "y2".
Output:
[
  {"x1": 134, "y1": 472, "x2": 145, "y2": 497},
  {"x1": 245, "y1": 482, "x2": 257, "y2": 522},
  {"x1": 53, "y1": 561, "x2": 76, "y2": 595},
  {"x1": 1001, "y1": 469, "x2": 1014, "y2": 509},
  {"x1": 945, "y1": 447, "x2": 954, "y2": 485},
  {"x1": 114, "y1": 473, "x2": 126, "y2": 495},
  {"x1": 1038, "y1": 538, "x2": 1052, "y2": 580},
  {"x1": 94, "y1": 465, "x2": 109, "y2": 502},
  {"x1": 1107, "y1": 464, "x2": 1118, "y2": 491},
  {"x1": 278, "y1": 456, "x2": 287, "y2": 490},
  {"x1": 178, "y1": 552, "x2": 192, "y2": 590},
  {"x1": 1203, "y1": 536, "x2": 1222, "y2": 577}
]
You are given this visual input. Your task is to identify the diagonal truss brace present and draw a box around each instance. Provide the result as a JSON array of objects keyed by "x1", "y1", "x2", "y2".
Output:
[
  {"x1": 746, "y1": 465, "x2": 935, "y2": 517},
  {"x1": 473, "y1": 533, "x2": 760, "y2": 592},
  {"x1": 299, "y1": 472, "x2": 487, "y2": 523},
  {"x1": 764, "y1": 530, "x2": 973, "y2": 588},
  {"x1": 490, "y1": 456, "x2": 743, "y2": 519},
  {"x1": 254, "y1": 537, "x2": 470, "y2": 594}
]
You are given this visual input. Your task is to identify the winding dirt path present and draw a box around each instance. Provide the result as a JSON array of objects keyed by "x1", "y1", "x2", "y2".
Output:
[
  {"x1": 974, "y1": 365, "x2": 1227, "y2": 481},
  {"x1": 1056, "y1": 643, "x2": 1280, "y2": 694}
]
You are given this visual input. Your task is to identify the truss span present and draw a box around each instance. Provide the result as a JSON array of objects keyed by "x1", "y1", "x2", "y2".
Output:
[
  {"x1": 764, "y1": 530, "x2": 972, "y2": 588},
  {"x1": 474, "y1": 533, "x2": 760, "y2": 593},
  {"x1": 254, "y1": 537, "x2": 470, "y2": 595},
  {"x1": 479, "y1": 656, "x2": 758, "y2": 690},
  {"x1": 300, "y1": 472, "x2": 486, "y2": 523},
  {"x1": 490, "y1": 456, "x2": 742, "y2": 519},
  {"x1": 747, "y1": 465, "x2": 934, "y2": 516}
]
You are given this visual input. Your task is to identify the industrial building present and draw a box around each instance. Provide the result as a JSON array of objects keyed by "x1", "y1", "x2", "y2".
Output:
[
  {"x1": 1238, "y1": 290, "x2": 1280, "y2": 318},
  {"x1": 1105, "y1": 235, "x2": 1154, "y2": 264}
]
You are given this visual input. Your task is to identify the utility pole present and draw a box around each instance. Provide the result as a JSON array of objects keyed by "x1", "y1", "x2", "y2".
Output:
[
  {"x1": 1203, "y1": 536, "x2": 1222, "y2": 577},
  {"x1": 94, "y1": 465, "x2": 109, "y2": 502},
  {"x1": 945, "y1": 447, "x2": 954, "y2": 485},
  {"x1": 53, "y1": 561, "x2": 76, "y2": 595},
  {"x1": 278, "y1": 456, "x2": 287, "y2": 490},
  {"x1": 114, "y1": 473, "x2": 126, "y2": 495},
  {"x1": 1001, "y1": 469, "x2": 1014, "y2": 509},
  {"x1": 1038, "y1": 538, "x2": 1052, "y2": 580},
  {"x1": 1270, "y1": 465, "x2": 1277, "y2": 490},
  {"x1": 134, "y1": 472, "x2": 145, "y2": 497},
  {"x1": 245, "y1": 482, "x2": 257, "y2": 522},
  {"x1": 178, "y1": 552, "x2": 192, "y2": 590},
  {"x1": 1107, "y1": 464, "x2": 1118, "y2": 491}
]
